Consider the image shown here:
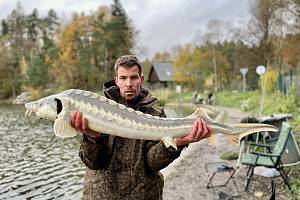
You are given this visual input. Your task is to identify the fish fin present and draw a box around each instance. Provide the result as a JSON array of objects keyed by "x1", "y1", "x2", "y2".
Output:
[
  {"x1": 214, "y1": 110, "x2": 226, "y2": 123},
  {"x1": 224, "y1": 123, "x2": 278, "y2": 145},
  {"x1": 233, "y1": 123, "x2": 278, "y2": 132},
  {"x1": 162, "y1": 137, "x2": 177, "y2": 150},
  {"x1": 232, "y1": 123, "x2": 278, "y2": 141},
  {"x1": 187, "y1": 108, "x2": 213, "y2": 122},
  {"x1": 224, "y1": 134, "x2": 241, "y2": 145},
  {"x1": 54, "y1": 117, "x2": 78, "y2": 138},
  {"x1": 207, "y1": 133, "x2": 218, "y2": 145}
]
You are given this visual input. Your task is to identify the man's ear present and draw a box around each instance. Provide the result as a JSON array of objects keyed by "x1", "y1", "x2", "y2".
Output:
[{"x1": 114, "y1": 76, "x2": 118, "y2": 85}]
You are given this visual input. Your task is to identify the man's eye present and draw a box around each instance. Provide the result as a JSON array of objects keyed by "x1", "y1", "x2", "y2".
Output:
[{"x1": 131, "y1": 76, "x2": 139, "y2": 80}]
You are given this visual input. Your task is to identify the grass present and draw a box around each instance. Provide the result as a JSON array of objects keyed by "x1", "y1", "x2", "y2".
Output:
[{"x1": 152, "y1": 88, "x2": 300, "y2": 198}]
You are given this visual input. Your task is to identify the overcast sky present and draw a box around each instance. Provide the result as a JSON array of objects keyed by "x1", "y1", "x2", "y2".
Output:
[{"x1": 0, "y1": 0, "x2": 250, "y2": 58}]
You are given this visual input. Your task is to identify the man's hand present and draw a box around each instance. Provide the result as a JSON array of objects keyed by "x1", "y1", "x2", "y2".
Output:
[
  {"x1": 175, "y1": 119, "x2": 212, "y2": 147},
  {"x1": 71, "y1": 111, "x2": 101, "y2": 139}
]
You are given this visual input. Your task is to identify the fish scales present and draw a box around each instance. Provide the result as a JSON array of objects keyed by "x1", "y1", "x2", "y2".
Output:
[{"x1": 22, "y1": 89, "x2": 278, "y2": 149}]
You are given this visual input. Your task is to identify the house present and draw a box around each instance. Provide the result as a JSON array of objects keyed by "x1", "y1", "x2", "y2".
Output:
[{"x1": 147, "y1": 62, "x2": 173, "y2": 88}]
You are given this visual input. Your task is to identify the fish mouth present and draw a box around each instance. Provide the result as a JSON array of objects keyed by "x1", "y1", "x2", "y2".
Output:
[
  {"x1": 24, "y1": 98, "x2": 63, "y2": 118},
  {"x1": 24, "y1": 102, "x2": 35, "y2": 117},
  {"x1": 25, "y1": 108, "x2": 34, "y2": 117}
]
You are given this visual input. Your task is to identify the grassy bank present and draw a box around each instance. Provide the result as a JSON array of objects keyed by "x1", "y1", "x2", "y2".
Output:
[{"x1": 152, "y1": 89, "x2": 300, "y2": 130}]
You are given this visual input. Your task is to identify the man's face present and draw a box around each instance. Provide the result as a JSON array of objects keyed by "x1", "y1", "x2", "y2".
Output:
[{"x1": 114, "y1": 66, "x2": 144, "y2": 102}]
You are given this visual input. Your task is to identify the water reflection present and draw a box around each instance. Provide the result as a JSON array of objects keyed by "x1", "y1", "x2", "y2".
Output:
[{"x1": 0, "y1": 104, "x2": 85, "y2": 199}]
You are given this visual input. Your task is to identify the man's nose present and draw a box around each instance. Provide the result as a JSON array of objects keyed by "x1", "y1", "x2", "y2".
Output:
[{"x1": 125, "y1": 79, "x2": 133, "y2": 87}]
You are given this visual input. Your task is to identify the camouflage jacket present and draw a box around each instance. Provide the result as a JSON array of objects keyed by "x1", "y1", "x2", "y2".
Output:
[{"x1": 79, "y1": 80, "x2": 185, "y2": 200}]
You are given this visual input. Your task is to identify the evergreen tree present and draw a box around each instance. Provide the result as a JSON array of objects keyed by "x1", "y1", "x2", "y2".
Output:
[
  {"x1": 104, "y1": 0, "x2": 134, "y2": 77},
  {"x1": 1, "y1": 20, "x2": 9, "y2": 36},
  {"x1": 25, "y1": 54, "x2": 49, "y2": 88}
]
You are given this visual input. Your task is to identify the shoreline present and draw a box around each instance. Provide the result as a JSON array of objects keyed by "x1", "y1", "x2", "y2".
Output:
[{"x1": 161, "y1": 106, "x2": 291, "y2": 200}]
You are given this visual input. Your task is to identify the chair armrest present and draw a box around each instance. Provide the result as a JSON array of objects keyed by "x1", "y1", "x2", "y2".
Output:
[
  {"x1": 247, "y1": 142, "x2": 275, "y2": 148},
  {"x1": 250, "y1": 151, "x2": 281, "y2": 158}
]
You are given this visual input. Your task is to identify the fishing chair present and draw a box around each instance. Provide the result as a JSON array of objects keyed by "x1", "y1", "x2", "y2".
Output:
[{"x1": 241, "y1": 122, "x2": 292, "y2": 194}]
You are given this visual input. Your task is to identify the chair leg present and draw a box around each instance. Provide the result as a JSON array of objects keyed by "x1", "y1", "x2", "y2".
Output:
[
  {"x1": 279, "y1": 168, "x2": 291, "y2": 190},
  {"x1": 246, "y1": 165, "x2": 252, "y2": 176},
  {"x1": 269, "y1": 178, "x2": 275, "y2": 200},
  {"x1": 245, "y1": 166, "x2": 254, "y2": 191}
]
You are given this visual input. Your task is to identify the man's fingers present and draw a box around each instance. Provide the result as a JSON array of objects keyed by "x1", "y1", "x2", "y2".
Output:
[
  {"x1": 75, "y1": 112, "x2": 83, "y2": 131},
  {"x1": 71, "y1": 111, "x2": 76, "y2": 128},
  {"x1": 190, "y1": 119, "x2": 199, "y2": 140},
  {"x1": 82, "y1": 118, "x2": 89, "y2": 132},
  {"x1": 194, "y1": 119, "x2": 204, "y2": 141},
  {"x1": 201, "y1": 119, "x2": 209, "y2": 138}
]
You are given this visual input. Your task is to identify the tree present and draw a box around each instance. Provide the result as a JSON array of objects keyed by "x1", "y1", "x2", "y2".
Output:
[
  {"x1": 173, "y1": 45, "x2": 193, "y2": 86},
  {"x1": 25, "y1": 54, "x2": 49, "y2": 88},
  {"x1": 152, "y1": 51, "x2": 171, "y2": 62},
  {"x1": 103, "y1": 0, "x2": 134, "y2": 77},
  {"x1": 4, "y1": 2, "x2": 27, "y2": 97},
  {"x1": 1, "y1": 20, "x2": 9, "y2": 36}
]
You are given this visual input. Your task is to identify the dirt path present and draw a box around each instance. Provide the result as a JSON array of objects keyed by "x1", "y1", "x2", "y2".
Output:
[{"x1": 161, "y1": 106, "x2": 289, "y2": 200}]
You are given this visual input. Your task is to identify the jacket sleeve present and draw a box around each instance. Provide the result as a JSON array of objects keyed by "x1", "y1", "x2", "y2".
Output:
[
  {"x1": 145, "y1": 141, "x2": 186, "y2": 171},
  {"x1": 79, "y1": 134, "x2": 111, "y2": 170},
  {"x1": 144, "y1": 107, "x2": 187, "y2": 171}
]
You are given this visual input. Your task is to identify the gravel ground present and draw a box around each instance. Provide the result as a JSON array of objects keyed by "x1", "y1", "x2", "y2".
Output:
[{"x1": 161, "y1": 106, "x2": 290, "y2": 200}]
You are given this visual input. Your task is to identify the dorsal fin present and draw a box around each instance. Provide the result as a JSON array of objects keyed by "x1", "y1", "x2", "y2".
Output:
[{"x1": 186, "y1": 107, "x2": 213, "y2": 122}]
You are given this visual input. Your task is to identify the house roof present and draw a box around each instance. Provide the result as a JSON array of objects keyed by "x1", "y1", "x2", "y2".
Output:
[{"x1": 152, "y1": 62, "x2": 173, "y2": 81}]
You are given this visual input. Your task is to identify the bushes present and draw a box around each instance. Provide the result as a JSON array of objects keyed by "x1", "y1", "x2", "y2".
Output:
[{"x1": 216, "y1": 90, "x2": 299, "y2": 117}]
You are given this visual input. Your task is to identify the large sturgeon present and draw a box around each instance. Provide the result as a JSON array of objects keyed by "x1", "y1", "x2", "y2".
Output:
[{"x1": 22, "y1": 89, "x2": 277, "y2": 149}]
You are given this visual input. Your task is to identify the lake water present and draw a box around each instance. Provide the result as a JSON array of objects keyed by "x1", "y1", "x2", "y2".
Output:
[
  {"x1": 0, "y1": 104, "x2": 190, "y2": 199},
  {"x1": 0, "y1": 104, "x2": 85, "y2": 199}
]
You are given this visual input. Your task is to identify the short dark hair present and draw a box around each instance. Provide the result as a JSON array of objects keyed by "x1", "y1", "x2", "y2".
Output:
[{"x1": 114, "y1": 55, "x2": 142, "y2": 75}]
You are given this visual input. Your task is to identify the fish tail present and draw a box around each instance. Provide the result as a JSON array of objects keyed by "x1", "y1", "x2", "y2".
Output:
[{"x1": 224, "y1": 123, "x2": 278, "y2": 145}]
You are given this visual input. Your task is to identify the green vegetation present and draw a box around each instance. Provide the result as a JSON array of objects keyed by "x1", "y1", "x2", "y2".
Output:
[
  {"x1": 0, "y1": 0, "x2": 134, "y2": 99},
  {"x1": 215, "y1": 90, "x2": 300, "y2": 131},
  {"x1": 220, "y1": 151, "x2": 239, "y2": 160},
  {"x1": 152, "y1": 88, "x2": 300, "y2": 198},
  {"x1": 152, "y1": 88, "x2": 300, "y2": 132}
]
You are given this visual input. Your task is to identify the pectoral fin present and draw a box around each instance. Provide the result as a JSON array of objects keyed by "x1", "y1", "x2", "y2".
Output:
[
  {"x1": 224, "y1": 134, "x2": 240, "y2": 145},
  {"x1": 207, "y1": 133, "x2": 218, "y2": 145},
  {"x1": 54, "y1": 117, "x2": 78, "y2": 138},
  {"x1": 162, "y1": 136, "x2": 177, "y2": 150}
]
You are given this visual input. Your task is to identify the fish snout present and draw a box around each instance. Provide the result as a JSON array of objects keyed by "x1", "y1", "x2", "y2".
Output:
[{"x1": 24, "y1": 102, "x2": 38, "y2": 117}]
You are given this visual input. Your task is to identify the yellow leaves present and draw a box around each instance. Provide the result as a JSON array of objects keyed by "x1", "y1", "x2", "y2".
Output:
[
  {"x1": 173, "y1": 48, "x2": 190, "y2": 84},
  {"x1": 23, "y1": 86, "x2": 43, "y2": 100},
  {"x1": 54, "y1": 15, "x2": 92, "y2": 85},
  {"x1": 261, "y1": 68, "x2": 278, "y2": 93},
  {"x1": 152, "y1": 52, "x2": 171, "y2": 62},
  {"x1": 20, "y1": 56, "x2": 28, "y2": 75},
  {"x1": 204, "y1": 74, "x2": 214, "y2": 90},
  {"x1": 173, "y1": 45, "x2": 198, "y2": 85}
]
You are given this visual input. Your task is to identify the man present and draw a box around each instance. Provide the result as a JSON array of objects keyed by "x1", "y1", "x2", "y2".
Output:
[{"x1": 71, "y1": 55, "x2": 212, "y2": 200}]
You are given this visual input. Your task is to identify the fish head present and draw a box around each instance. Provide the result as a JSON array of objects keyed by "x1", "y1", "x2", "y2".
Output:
[{"x1": 25, "y1": 95, "x2": 62, "y2": 121}]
